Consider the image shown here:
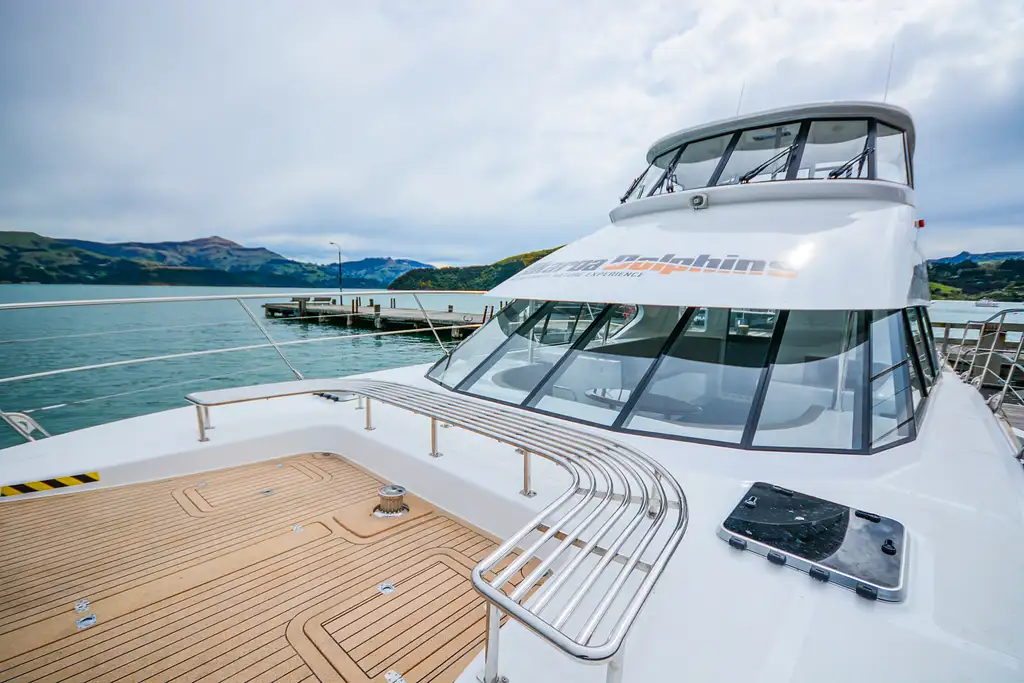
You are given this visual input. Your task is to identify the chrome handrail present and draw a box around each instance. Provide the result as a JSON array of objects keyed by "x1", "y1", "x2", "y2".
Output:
[
  {"x1": 185, "y1": 379, "x2": 688, "y2": 683},
  {"x1": 936, "y1": 309, "x2": 1024, "y2": 420},
  {"x1": 0, "y1": 290, "x2": 488, "y2": 442}
]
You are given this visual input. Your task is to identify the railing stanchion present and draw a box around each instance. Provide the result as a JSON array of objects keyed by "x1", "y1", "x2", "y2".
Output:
[
  {"x1": 518, "y1": 448, "x2": 536, "y2": 498},
  {"x1": 979, "y1": 312, "x2": 1007, "y2": 386},
  {"x1": 994, "y1": 331, "x2": 1024, "y2": 411},
  {"x1": 430, "y1": 417, "x2": 443, "y2": 457},
  {"x1": 606, "y1": 643, "x2": 626, "y2": 683},
  {"x1": 483, "y1": 604, "x2": 503, "y2": 683},
  {"x1": 202, "y1": 406, "x2": 213, "y2": 430},
  {"x1": 356, "y1": 395, "x2": 364, "y2": 410},
  {"x1": 364, "y1": 398, "x2": 374, "y2": 431},
  {"x1": 195, "y1": 405, "x2": 208, "y2": 442}
]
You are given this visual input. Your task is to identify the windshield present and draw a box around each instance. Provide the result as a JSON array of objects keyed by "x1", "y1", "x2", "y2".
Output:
[
  {"x1": 621, "y1": 117, "x2": 910, "y2": 202},
  {"x1": 428, "y1": 302, "x2": 938, "y2": 453}
]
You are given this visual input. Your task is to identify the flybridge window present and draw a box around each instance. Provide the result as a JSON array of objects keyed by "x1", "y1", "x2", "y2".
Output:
[
  {"x1": 795, "y1": 120, "x2": 870, "y2": 179},
  {"x1": 715, "y1": 124, "x2": 802, "y2": 185},
  {"x1": 620, "y1": 116, "x2": 912, "y2": 203},
  {"x1": 427, "y1": 302, "x2": 939, "y2": 454}
]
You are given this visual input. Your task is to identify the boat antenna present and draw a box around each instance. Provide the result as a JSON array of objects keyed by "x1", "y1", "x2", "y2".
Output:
[
  {"x1": 735, "y1": 80, "x2": 745, "y2": 115},
  {"x1": 883, "y1": 41, "x2": 895, "y2": 102}
]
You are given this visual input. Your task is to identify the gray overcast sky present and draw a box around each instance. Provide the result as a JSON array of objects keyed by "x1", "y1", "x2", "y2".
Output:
[{"x1": 1, "y1": 0, "x2": 1022, "y2": 265}]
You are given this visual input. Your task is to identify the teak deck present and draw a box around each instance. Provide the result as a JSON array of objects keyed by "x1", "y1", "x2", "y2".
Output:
[{"x1": 0, "y1": 453, "x2": 529, "y2": 682}]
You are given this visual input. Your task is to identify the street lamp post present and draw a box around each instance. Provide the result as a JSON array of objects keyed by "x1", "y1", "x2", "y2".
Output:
[{"x1": 328, "y1": 241, "x2": 343, "y2": 301}]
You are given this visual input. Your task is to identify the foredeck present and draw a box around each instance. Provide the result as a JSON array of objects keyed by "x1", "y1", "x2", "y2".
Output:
[{"x1": 0, "y1": 453, "x2": 533, "y2": 683}]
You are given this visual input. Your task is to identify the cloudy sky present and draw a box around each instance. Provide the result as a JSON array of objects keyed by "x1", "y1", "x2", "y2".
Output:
[{"x1": 1, "y1": 1, "x2": 1022, "y2": 266}]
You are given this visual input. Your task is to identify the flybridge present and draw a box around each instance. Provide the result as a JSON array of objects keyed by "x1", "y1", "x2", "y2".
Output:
[{"x1": 517, "y1": 253, "x2": 798, "y2": 278}]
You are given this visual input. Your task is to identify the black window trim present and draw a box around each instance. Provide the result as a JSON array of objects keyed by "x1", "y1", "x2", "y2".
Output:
[
  {"x1": 522, "y1": 304, "x2": 615, "y2": 407},
  {"x1": 452, "y1": 301, "x2": 555, "y2": 392},
  {"x1": 610, "y1": 307, "x2": 696, "y2": 429},
  {"x1": 425, "y1": 304, "x2": 935, "y2": 456},
  {"x1": 740, "y1": 310, "x2": 790, "y2": 448},
  {"x1": 630, "y1": 116, "x2": 911, "y2": 200},
  {"x1": 901, "y1": 309, "x2": 930, "y2": 401}
]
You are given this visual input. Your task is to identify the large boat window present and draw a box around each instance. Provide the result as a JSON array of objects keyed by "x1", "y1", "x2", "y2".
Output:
[
  {"x1": 751, "y1": 311, "x2": 868, "y2": 450},
  {"x1": 622, "y1": 309, "x2": 779, "y2": 444},
  {"x1": 904, "y1": 323, "x2": 925, "y2": 411},
  {"x1": 620, "y1": 148, "x2": 677, "y2": 202},
  {"x1": 796, "y1": 120, "x2": 869, "y2": 179},
  {"x1": 875, "y1": 123, "x2": 909, "y2": 184},
  {"x1": 527, "y1": 305, "x2": 682, "y2": 425},
  {"x1": 715, "y1": 123, "x2": 802, "y2": 185},
  {"x1": 428, "y1": 301, "x2": 936, "y2": 454},
  {"x1": 456, "y1": 301, "x2": 602, "y2": 403},
  {"x1": 869, "y1": 311, "x2": 915, "y2": 449},
  {"x1": 663, "y1": 134, "x2": 734, "y2": 192},
  {"x1": 906, "y1": 307, "x2": 935, "y2": 387},
  {"x1": 426, "y1": 299, "x2": 537, "y2": 388},
  {"x1": 620, "y1": 115, "x2": 911, "y2": 202}
]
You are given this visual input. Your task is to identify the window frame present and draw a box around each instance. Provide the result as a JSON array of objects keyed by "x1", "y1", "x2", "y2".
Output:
[
  {"x1": 626, "y1": 116, "x2": 912, "y2": 200},
  {"x1": 425, "y1": 302, "x2": 934, "y2": 455}
]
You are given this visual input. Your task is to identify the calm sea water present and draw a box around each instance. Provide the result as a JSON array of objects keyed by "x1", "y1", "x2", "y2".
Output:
[
  {"x1": 0, "y1": 284, "x2": 499, "y2": 449},
  {"x1": 0, "y1": 285, "x2": 1020, "y2": 450}
]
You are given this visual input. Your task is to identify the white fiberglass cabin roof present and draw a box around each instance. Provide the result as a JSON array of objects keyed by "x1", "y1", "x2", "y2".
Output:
[
  {"x1": 490, "y1": 101, "x2": 927, "y2": 311},
  {"x1": 646, "y1": 101, "x2": 915, "y2": 163}
]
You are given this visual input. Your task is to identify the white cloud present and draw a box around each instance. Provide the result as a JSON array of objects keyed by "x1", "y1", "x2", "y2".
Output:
[{"x1": 0, "y1": 0, "x2": 1021, "y2": 265}]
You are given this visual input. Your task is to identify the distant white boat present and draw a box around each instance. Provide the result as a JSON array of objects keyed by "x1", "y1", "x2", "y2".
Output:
[{"x1": 976, "y1": 299, "x2": 1000, "y2": 307}]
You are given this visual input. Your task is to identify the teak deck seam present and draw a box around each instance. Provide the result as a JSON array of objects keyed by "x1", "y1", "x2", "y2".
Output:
[{"x1": 0, "y1": 452, "x2": 517, "y2": 683}]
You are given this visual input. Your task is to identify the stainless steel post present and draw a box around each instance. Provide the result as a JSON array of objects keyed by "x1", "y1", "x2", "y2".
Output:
[
  {"x1": 430, "y1": 417, "x2": 443, "y2": 457},
  {"x1": 648, "y1": 470, "x2": 661, "y2": 518},
  {"x1": 519, "y1": 448, "x2": 536, "y2": 498},
  {"x1": 606, "y1": 643, "x2": 626, "y2": 683},
  {"x1": 364, "y1": 398, "x2": 374, "y2": 431},
  {"x1": 356, "y1": 395, "x2": 364, "y2": 410},
  {"x1": 202, "y1": 406, "x2": 213, "y2": 430},
  {"x1": 196, "y1": 405, "x2": 208, "y2": 442},
  {"x1": 979, "y1": 313, "x2": 1006, "y2": 386},
  {"x1": 483, "y1": 605, "x2": 502, "y2": 683},
  {"x1": 994, "y1": 331, "x2": 1024, "y2": 411}
]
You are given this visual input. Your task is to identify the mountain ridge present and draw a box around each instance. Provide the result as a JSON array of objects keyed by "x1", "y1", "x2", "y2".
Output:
[
  {"x1": 0, "y1": 232, "x2": 433, "y2": 288},
  {"x1": 389, "y1": 247, "x2": 561, "y2": 291}
]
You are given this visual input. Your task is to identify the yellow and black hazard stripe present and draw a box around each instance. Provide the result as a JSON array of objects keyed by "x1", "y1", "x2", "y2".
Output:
[{"x1": 1, "y1": 472, "x2": 99, "y2": 497}]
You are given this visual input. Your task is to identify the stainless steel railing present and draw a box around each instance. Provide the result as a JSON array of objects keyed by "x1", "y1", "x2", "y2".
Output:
[
  {"x1": 185, "y1": 378, "x2": 688, "y2": 683},
  {"x1": 938, "y1": 308, "x2": 1024, "y2": 419},
  {"x1": 0, "y1": 289, "x2": 486, "y2": 442}
]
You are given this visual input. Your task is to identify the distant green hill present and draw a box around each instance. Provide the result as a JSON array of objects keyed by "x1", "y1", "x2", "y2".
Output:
[
  {"x1": 0, "y1": 232, "x2": 433, "y2": 288},
  {"x1": 389, "y1": 247, "x2": 562, "y2": 291},
  {"x1": 927, "y1": 257, "x2": 1024, "y2": 301}
]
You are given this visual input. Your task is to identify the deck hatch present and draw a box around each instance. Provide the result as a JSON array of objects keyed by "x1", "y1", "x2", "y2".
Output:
[{"x1": 717, "y1": 482, "x2": 907, "y2": 601}]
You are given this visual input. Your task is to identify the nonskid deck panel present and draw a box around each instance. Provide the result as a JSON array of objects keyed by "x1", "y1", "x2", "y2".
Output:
[{"x1": 0, "y1": 453, "x2": 531, "y2": 683}]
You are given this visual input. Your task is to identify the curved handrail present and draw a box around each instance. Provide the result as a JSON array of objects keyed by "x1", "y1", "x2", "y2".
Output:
[{"x1": 186, "y1": 379, "x2": 689, "y2": 678}]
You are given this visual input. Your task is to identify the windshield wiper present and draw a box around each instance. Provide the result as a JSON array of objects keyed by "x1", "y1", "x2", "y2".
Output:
[
  {"x1": 620, "y1": 161, "x2": 654, "y2": 203},
  {"x1": 828, "y1": 147, "x2": 874, "y2": 179},
  {"x1": 738, "y1": 145, "x2": 796, "y2": 184}
]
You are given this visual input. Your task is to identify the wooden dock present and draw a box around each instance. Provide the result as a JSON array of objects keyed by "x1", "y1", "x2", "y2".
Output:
[{"x1": 263, "y1": 297, "x2": 488, "y2": 339}]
